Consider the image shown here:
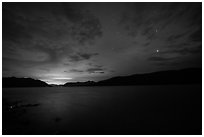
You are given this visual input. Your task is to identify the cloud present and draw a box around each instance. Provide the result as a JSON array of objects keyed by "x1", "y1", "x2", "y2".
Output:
[
  {"x1": 142, "y1": 42, "x2": 151, "y2": 47},
  {"x1": 121, "y1": 3, "x2": 201, "y2": 45},
  {"x1": 120, "y1": 3, "x2": 201, "y2": 69},
  {"x1": 163, "y1": 41, "x2": 202, "y2": 55},
  {"x1": 148, "y1": 56, "x2": 174, "y2": 62},
  {"x1": 64, "y1": 63, "x2": 105, "y2": 76},
  {"x1": 68, "y1": 52, "x2": 99, "y2": 62},
  {"x1": 65, "y1": 63, "x2": 105, "y2": 75},
  {"x1": 39, "y1": 68, "x2": 50, "y2": 72},
  {"x1": 69, "y1": 69, "x2": 84, "y2": 73},
  {"x1": 166, "y1": 33, "x2": 187, "y2": 43},
  {"x1": 2, "y1": 6, "x2": 32, "y2": 43},
  {"x1": 3, "y1": 3, "x2": 201, "y2": 82},
  {"x1": 86, "y1": 67, "x2": 104, "y2": 74},
  {"x1": 189, "y1": 28, "x2": 202, "y2": 42},
  {"x1": 148, "y1": 43, "x2": 201, "y2": 67},
  {"x1": 70, "y1": 12, "x2": 103, "y2": 45},
  {"x1": 169, "y1": 46, "x2": 201, "y2": 55},
  {"x1": 148, "y1": 54, "x2": 185, "y2": 67},
  {"x1": 78, "y1": 52, "x2": 99, "y2": 59},
  {"x1": 3, "y1": 3, "x2": 102, "y2": 77},
  {"x1": 3, "y1": 3, "x2": 102, "y2": 54}
]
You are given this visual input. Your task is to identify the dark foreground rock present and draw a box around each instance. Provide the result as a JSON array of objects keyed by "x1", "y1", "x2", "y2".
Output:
[{"x1": 3, "y1": 77, "x2": 50, "y2": 88}]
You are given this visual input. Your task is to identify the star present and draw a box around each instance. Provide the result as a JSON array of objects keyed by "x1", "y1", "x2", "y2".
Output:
[{"x1": 156, "y1": 49, "x2": 159, "y2": 53}]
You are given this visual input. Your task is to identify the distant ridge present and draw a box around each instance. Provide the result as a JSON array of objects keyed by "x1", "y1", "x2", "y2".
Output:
[
  {"x1": 2, "y1": 77, "x2": 50, "y2": 88},
  {"x1": 3, "y1": 68, "x2": 201, "y2": 87},
  {"x1": 64, "y1": 68, "x2": 202, "y2": 86}
]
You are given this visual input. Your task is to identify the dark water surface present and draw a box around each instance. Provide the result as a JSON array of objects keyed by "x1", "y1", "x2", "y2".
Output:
[{"x1": 3, "y1": 85, "x2": 202, "y2": 135}]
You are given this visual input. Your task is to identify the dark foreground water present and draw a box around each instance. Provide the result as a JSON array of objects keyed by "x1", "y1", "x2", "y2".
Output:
[{"x1": 3, "y1": 85, "x2": 202, "y2": 135}]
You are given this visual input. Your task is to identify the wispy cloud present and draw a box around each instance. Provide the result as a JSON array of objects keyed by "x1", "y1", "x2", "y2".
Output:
[
  {"x1": 69, "y1": 69, "x2": 84, "y2": 73},
  {"x1": 68, "y1": 52, "x2": 99, "y2": 62},
  {"x1": 2, "y1": 2, "x2": 201, "y2": 82},
  {"x1": 121, "y1": 2, "x2": 201, "y2": 68},
  {"x1": 3, "y1": 3, "x2": 102, "y2": 62}
]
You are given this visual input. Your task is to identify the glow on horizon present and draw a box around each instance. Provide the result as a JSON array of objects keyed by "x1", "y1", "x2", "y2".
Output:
[
  {"x1": 39, "y1": 77, "x2": 73, "y2": 85},
  {"x1": 53, "y1": 77, "x2": 72, "y2": 80},
  {"x1": 43, "y1": 79, "x2": 72, "y2": 85}
]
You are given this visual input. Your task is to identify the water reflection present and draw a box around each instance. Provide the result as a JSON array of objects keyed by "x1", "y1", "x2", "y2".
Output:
[{"x1": 3, "y1": 85, "x2": 202, "y2": 135}]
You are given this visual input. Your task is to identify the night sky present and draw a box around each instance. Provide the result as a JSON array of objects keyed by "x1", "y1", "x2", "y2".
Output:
[{"x1": 3, "y1": 2, "x2": 202, "y2": 84}]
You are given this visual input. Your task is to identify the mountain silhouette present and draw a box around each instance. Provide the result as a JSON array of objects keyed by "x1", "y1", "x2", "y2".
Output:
[
  {"x1": 64, "y1": 68, "x2": 201, "y2": 86},
  {"x1": 3, "y1": 77, "x2": 50, "y2": 88},
  {"x1": 64, "y1": 81, "x2": 95, "y2": 86},
  {"x1": 3, "y1": 68, "x2": 201, "y2": 87}
]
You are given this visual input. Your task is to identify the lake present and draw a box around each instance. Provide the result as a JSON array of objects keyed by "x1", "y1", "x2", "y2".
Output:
[{"x1": 2, "y1": 85, "x2": 202, "y2": 135}]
